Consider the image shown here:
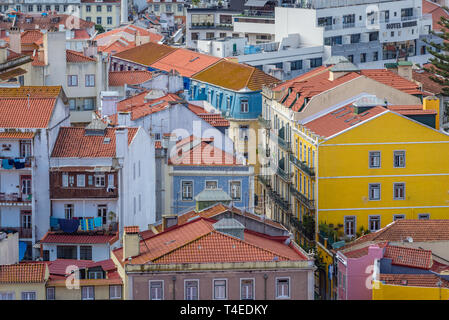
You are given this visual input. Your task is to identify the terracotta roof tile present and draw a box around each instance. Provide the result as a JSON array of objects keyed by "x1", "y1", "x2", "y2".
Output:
[
  {"x1": 423, "y1": 0, "x2": 449, "y2": 32},
  {"x1": 360, "y1": 69, "x2": 422, "y2": 95},
  {"x1": 151, "y1": 49, "x2": 221, "y2": 77},
  {"x1": 51, "y1": 127, "x2": 138, "y2": 158},
  {"x1": 48, "y1": 259, "x2": 95, "y2": 276},
  {"x1": 192, "y1": 60, "x2": 280, "y2": 91},
  {"x1": 379, "y1": 273, "x2": 449, "y2": 288},
  {"x1": 412, "y1": 69, "x2": 444, "y2": 95},
  {"x1": 113, "y1": 42, "x2": 177, "y2": 66},
  {"x1": 114, "y1": 217, "x2": 306, "y2": 266},
  {"x1": 0, "y1": 97, "x2": 57, "y2": 128},
  {"x1": 66, "y1": 49, "x2": 96, "y2": 63},
  {"x1": 0, "y1": 67, "x2": 27, "y2": 81},
  {"x1": 40, "y1": 232, "x2": 118, "y2": 244},
  {"x1": 187, "y1": 104, "x2": 230, "y2": 127},
  {"x1": 0, "y1": 132, "x2": 35, "y2": 139},
  {"x1": 20, "y1": 30, "x2": 43, "y2": 44},
  {"x1": 0, "y1": 86, "x2": 62, "y2": 98},
  {"x1": 170, "y1": 141, "x2": 242, "y2": 166},
  {"x1": 73, "y1": 29, "x2": 90, "y2": 40},
  {"x1": 0, "y1": 262, "x2": 47, "y2": 283},
  {"x1": 383, "y1": 245, "x2": 433, "y2": 269},
  {"x1": 343, "y1": 242, "x2": 388, "y2": 259},
  {"x1": 109, "y1": 70, "x2": 153, "y2": 87},
  {"x1": 124, "y1": 226, "x2": 139, "y2": 234},
  {"x1": 304, "y1": 105, "x2": 386, "y2": 138},
  {"x1": 341, "y1": 220, "x2": 449, "y2": 251}
]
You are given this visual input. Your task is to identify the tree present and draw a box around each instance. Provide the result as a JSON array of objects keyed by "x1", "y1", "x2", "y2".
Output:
[
  {"x1": 423, "y1": 7, "x2": 449, "y2": 96},
  {"x1": 95, "y1": 24, "x2": 105, "y2": 34}
]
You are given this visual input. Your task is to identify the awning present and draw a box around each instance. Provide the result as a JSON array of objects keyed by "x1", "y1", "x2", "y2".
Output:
[{"x1": 244, "y1": 0, "x2": 270, "y2": 7}]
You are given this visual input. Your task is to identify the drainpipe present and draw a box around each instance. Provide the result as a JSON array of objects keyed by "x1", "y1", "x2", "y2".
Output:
[
  {"x1": 263, "y1": 273, "x2": 268, "y2": 300},
  {"x1": 172, "y1": 276, "x2": 176, "y2": 300}
]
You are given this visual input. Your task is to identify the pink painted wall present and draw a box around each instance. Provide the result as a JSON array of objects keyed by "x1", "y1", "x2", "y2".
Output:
[{"x1": 337, "y1": 245, "x2": 384, "y2": 300}]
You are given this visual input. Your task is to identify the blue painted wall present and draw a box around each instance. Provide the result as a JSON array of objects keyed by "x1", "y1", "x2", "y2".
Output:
[
  {"x1": 171, "y1": 167, "x2": 251, "y2": 214},
  {"x1": 189, "y1": 80, "x2": 262, "y2": 120}
]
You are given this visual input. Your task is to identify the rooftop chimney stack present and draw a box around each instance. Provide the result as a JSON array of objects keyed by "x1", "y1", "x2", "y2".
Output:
[
  {"x1": 9, "y1": 27, "x2": 21, "y2": 54},
  {"x1": 123, "y1": 226, "x2": 140, "y2": 261}
]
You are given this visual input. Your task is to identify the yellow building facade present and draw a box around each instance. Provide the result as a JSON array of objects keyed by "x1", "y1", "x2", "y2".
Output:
[
  {"x1": 316, "y1": 109, "x2": 449, "y2": 234},
  {"x1": 80, "y1": 1, "x2": 121, "y2": 30},
  {"x1": 372, "y1": 281, "x2": 449, "y2": 300}
]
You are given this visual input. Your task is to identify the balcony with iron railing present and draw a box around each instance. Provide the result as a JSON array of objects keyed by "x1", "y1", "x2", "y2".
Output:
[
  {"x1": 269, "y1": 188, "x2": 289, "y2": 211},
  {"x1": 257, "y1": 174, "x2": 272, "y2": 188},
  {"x1": 239, "y1": 10, "x2": 275, "y2": 19},
  {"x1": 290, "y1": 154, "x2": 315, "y2": 178},
  {"x1": 277, "y1": 166, "x2": 292, "y2": 183},
  {"x1": 290, "y1": 185, "x2": 315, "y2": 210},
  {"x1": 0, "y1": 192, "x2": 32, "y2": 206},
  {"x1": 258, "y1": 115, "x2": 271, "y2": 129}
]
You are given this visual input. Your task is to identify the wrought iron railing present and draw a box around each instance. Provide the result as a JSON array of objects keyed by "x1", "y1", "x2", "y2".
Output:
[
  {"x1": 290, "y1": 185, "x2": 315, "y2": 210},
  {"x1": 290, "y1": 154, "x2": 315, "y2": 177}
]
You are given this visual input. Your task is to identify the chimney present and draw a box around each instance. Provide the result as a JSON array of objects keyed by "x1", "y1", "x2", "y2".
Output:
[
  {"x1": 423, "y1": 96, "x2": 440, "y2": 130},
  {"x1": 123, "y1": 226, "x2": 140, "y2": 261},
  {"x1": 115, "y1": 127, "x2": 128, "y2": 159},
  {"x1": 162, "y1": 214, "x2": 178, "y2": 231},
  {"x1": 397, "y1": 61, "x2": 413, "y2": 81},
  {"x1": 9, "y1": 27, "x2": 21, "y2": 54},
  {"x1": 328, "y1": 70, "x2": 348, "y2": 81},
  {"x1": 117, "y1": 111, "x2": 131, "y2": 127}
]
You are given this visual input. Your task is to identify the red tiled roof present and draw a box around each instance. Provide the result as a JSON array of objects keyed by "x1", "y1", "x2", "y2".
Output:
[
  {"x1": 304, "y1": 105, "x2": 386, "y2": 138},
  {"x1": 423, "y1": 0, "x2": 449, "y2": 32},
  {"x1": 0, "y1": 262, "x2": 47, "y2": 283},
  {"x1": 343, "y1": 242, "x2": 388, "y2": 259},
  {"x1": 124, "y1": 226, "x2": 139, "y2": 234},
  {"x1": 0, "y1": 86, "x2": 62, "y2": 98},
  {"x1": 113, "y1": 42, "x2": 177, "y2": 66},
  {"x1": 379, "y1": 273, "x2": 449, "y2": 288},
  {"x1": 359, "y1": 69, "x2": 423, "y2": 95},
  {"x1": 51, "y1": 127, "x2": 138, "y2": 158},
  {"x1": 99, "y1": 37, "x2": 136, "y2": 54},
  {"x1": 188, "y1": 104, "x2": 230, "y2": 127},
  {"x1": 276, "y1": 67, "x2": 361, "y2": 112},
  {"x1": 89, "y1": 259, "x2": 117, "y2": 271},
  {"x1": 66, "y1": 49, "x2": 96, "y2": 63},
  {"x1": 169, "y1": 141, "x2": 242, "y2": 166},
  {"x1": 114, "y1": 92, "x2": 183, "y2": 122},
  {"x1": 383, "y1": 245, "x2": 433, "y2": 269},
  {"x1": 109, "y1": 70, "x2": 153, "y2": 87},
  {"x1": 0, "y1": 98, "x2": 57, "y2": 128},
  {"x1": 151, "y1": 49, "x2": 221, "y2": 78},
  {"x1": 40, "y1": 232, "x2": 118, "y2": 244},
  {"x1": 21, "y1": 30, "x2": 43, "y2": 44},
  {"x1": 342, "y1": 220, "x2": 449, "y2": 251},
  {"x1": 0, "y1": 132, "x2": 35, "y2": 139},
  {"x1": 48, "y1": 259, "x2": 95, "y2": 276},
  {"x1": 74, "y1": 29, "x2": 90, "y2": 40},
  {"x1": 113, "y1": 217, "x2": 307, "y2": 266},
  {"x1": 192, "y1": 59, "x2": 280, "y2": 91},
  {"x1": 412, "y1": 69, "x2": 444, "y2": 95}
]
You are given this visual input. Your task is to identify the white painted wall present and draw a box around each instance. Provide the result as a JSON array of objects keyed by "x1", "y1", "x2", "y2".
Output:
[
  {"x1": 43, "y1": 242, "x2": 110, "y2": 262},
  {"x1": 0, "y1": 232, "x2": 19, "y2": 265}
]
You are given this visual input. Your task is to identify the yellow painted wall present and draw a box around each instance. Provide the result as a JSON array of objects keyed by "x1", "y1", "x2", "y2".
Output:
[
  {"x1": 51, "y1": 285, "x2": 112, "y2": 300},
  {"x1": 0, "y1": 283, "x2": 46, "y2": 300},
  {"x1": 372, "y1": 281, "x2": 449, "y2": 300},
  {"x1": 317, "y1": 111, "x2": 449, "y2": 230}
]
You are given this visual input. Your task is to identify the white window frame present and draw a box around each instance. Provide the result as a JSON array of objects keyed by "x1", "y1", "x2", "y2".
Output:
[
  {"x1": 393, "y1": 214, "x2": 405, "y2": 221},
  {"x1": 95, "y1": 174, "x2": 105, "y2": 187},
  {"x1": 67, "y1": 75, "x2": 78, "y2": 87},
  {"x1": 240, "y1": 98, "x2": 249, "y2": 113},
  {"x1": 21, "y1": 291, "x2": 36, "y2": 300},
  {"x1": 344, "y1": 216, "x2": 356, "y2": 237},
  {"x1": 76, "y1": 174, "x2": 85, "y2": 187},
  {"x1": 62, "y1": 173, "x2": 69, "y2": 187},
  {"x1": 184, "y1": 279, "x2": 199, "y2": 300},
  {"x1": 0, "y1": 291, "x2": 15, "y2": 300},
  {"x1": 393, "y1": 182, "x2": 405, "y2": 200},
  {"x1": 369, "y1": 183, "x2": 381, "y2": 201},
  {"x1": 368, "y1": 215, "x2": 381, "y2": 232},
  {"x1": 393, "y1": 150, "x2": 406, "y2": 168},
  {"x1": 85, "y1": 74, "x2": 95, "y2": 87},
  {"x1": 240, "y1": 278, "x2": 255, "y2": 300},
  {"x1": 81, "y1": 286, "x2": 94, "y2": 300},
  {"x1": 275, "y1": 277, "x2": 290, "y2": 299},
  {"x1": 149, "y1": 280, "x2": 164, "y2": 300},
  {"x1": 418, "y1": 213, "x2": 430, "y2": 220},
  {"x1": 181, "y1": 180, "x2": 194, "y2": 201},
  {"x1": 229, "y1": 180, "x2": 242, "y2": 201},
  {"x1": 205, "y1": 180, "x2": 218, "y2": 189},
  {"x1": 109, "y1": 285, "x2": 122, "y2": 300},
  {"x1": 88, "y1": 270, "x2": 103, "y2": 279},
  {"x1": 369, "y1": 151, "x2": 381, "y2": 168},
  {"x1": 64, "y1": 203, "x2": 74, "y2": 219},
  {"x1": 213, "y1": 279, "x2": 228, "y2": 300}
]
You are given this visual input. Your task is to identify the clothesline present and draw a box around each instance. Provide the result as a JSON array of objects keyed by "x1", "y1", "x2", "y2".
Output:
[{"x1": 50, "y1": 216, "x2": 104, "y2": 233}]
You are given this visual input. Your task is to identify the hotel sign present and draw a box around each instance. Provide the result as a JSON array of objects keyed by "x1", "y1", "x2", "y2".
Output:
[{"x1": 386, "y1": 20, "x2": 417, "y2": 29}]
